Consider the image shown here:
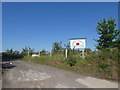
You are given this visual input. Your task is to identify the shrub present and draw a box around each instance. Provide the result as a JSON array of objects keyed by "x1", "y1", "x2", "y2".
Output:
[
  {"x1": 66, "y1": 56, "x2": 77, "y2": 66},
  {"x1": 66, "y1": 49, "x2": 81, "y2": 66},
  {"x1": 98, "y1": 61, "x2": 109, "y2": 71}
]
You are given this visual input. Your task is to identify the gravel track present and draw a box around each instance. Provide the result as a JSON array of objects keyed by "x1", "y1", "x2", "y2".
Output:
[{"x1": 2, "y1": 60, "x2": 118, "y2": 88}]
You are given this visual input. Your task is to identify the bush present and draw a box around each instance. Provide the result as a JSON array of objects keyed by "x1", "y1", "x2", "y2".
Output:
[
  {"x1": 95, "y1": 48, "x2": 118, "y2": 80},
  {"x1": 66, "y1": 56, "x2": 77, "y2": 66},
  {"x1": 66, "y1": 49, "x2": 81, "y2": 66},
  {"x1": 98, "y1": 61, "x2": 109, "y2": 71}
]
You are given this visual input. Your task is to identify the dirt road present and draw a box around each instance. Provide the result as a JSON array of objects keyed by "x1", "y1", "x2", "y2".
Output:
[{"x1": 2, "y1": 60, "x2": 118, "y2": 88}]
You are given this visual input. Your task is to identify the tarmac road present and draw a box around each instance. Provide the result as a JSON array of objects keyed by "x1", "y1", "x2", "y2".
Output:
[{"x1": 2, "y1": 60, "x2": 118, "y2": 88}]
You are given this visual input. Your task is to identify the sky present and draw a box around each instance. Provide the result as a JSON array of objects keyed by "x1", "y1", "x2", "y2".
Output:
[{"x1": 2, "y1": 2, "x2": 118, "y2": 52}]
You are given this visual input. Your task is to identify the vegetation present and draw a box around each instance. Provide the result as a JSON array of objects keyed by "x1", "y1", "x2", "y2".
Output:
[
  {"x1": 2, "y1": 18, "x2": 119, "y2": 81},
  {"x1": 52, "y1": 41, "x2": 64, "y2": 55},
  {"x1": 21, "y1": 46, "x2": 34, "y2": 57},
  {"x1": 96, "y1": 18, "x2": 120, "y2": 50},
  {"x1": 40, "y1": 49, "x2": 48, "y2": 56},
  {"x1": 2, "y1": 48, "x2": 23, "y2": 61},
  {"x1": 22, "y1": 47, "x2": 118, "y2": 81}
]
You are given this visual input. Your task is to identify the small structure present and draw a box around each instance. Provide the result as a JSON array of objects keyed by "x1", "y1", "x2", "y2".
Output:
[{"x1": 31, "y1": 54, "x2": 39, "y2": 57}]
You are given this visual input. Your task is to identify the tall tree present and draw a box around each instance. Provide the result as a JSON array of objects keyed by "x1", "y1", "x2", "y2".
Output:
[
  {"x1": 52, "y1": 41, "x2": 63, "y2": 54},
  {"x1": 96, "y1": 18, "x2": 120, "y2": 50}
]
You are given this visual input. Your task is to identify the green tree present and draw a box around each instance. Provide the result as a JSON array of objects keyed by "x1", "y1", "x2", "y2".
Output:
[
  {"x1": 96, "y1": 18, "x2": 120, "y2": 50},
  {"x1": 6, "y1": 48, "x2": 14, "y2": 56},
  {"x1": 52, "y1": 41, "x2": 63, "y2": 54},
  {"x1": 4, "y1": 48, "x2": 21, "y2": 59},
  {"x1": 21, "y1": 47, "x2": 28, "y2": 56},
  {"x1": 21, "y1": 46, "x2": 34, "y2": 56},
  {"x1": 28, "y1": 47, "x2": 34, "y2": 54},
  {"x1": 40, "y1": 49, "x2": 47, "y2": 55}
]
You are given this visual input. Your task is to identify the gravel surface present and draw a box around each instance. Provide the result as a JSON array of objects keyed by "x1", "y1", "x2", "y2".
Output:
[
  {"x1": 2, "y1": 60, "x2": 118, "y2": 88},
  {"x1": 17, "y1": 69, "x2": 51, "y2": 81}
]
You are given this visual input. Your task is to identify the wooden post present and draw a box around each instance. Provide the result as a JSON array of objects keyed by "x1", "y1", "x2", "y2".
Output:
[
  {"x1": 28, "y1": 50, "x2": 29, "y2": 57},
  {"x1": 50, "y1": 50, "x2": 52, "y2": 58},
  {"x1": 65, "y1": 48, "x2": 68, "y2": 58},
  {"x1": 39, "y1": 51, "x2": 40, "y2": 57},
  {"x1": 82, "y1": 49, "x2": 85, "y2": 59}
]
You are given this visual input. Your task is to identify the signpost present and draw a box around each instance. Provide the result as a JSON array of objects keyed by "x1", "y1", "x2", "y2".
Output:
[{"x1": 69, "y1": 38, "x2": 86, "y2": 59}]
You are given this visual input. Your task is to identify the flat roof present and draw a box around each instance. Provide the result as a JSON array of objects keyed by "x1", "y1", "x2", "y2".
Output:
[{"x1": 69, "y1": 38, "x2": 86, "y2": 40}]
